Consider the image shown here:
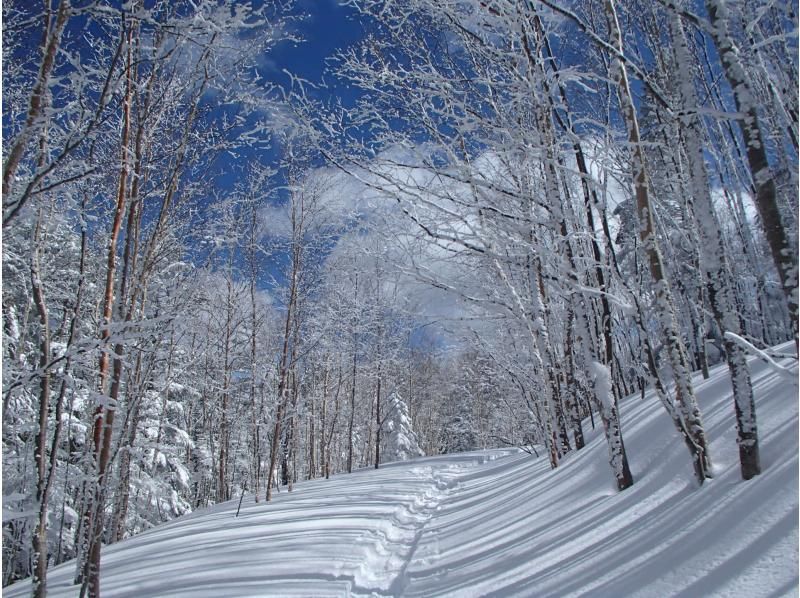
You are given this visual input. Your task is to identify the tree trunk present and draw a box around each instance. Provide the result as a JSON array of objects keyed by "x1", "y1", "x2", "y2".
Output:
[
  {"x1": 325, "y1": 366, "x2": 343, "y2": 479},
  {"x1": 30, "y1": 213, "x2": 52, "y2": 598},
  {"x1": 78, "y1": 18, "x2": 136, "y2": 596},
  {"x1": 526, "y1": 13, "x2": 626, "y2": 473},
  {"x1": 2, "y1": 0, "x2": 69, "y2": 222},
  {"x1": 347, "y1": 330, "x2": 357, "y2": 474},
  {"x1": 564, "y1": 306, "x2": 585, "y2": 450},
  {"x1": 669, "y1": 9, "x2": 760, "y2": 479},
  {"x1": 704, "y1": 0, "x2": 798, "y2": 347},
  {"x1": 266, "y1": 237, "x2": 300, "y2": 501},
  {"x1": 605, "y1": 0, "x2": 711, "y2": 483},
  {"x1": 374, "y1": 367, "x2": 382, "y2": 469}
]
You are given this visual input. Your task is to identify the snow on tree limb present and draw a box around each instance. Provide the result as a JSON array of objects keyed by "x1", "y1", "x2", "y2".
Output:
[{"x1": 723, "y1": 332, "x2": 798, "y2": 381}]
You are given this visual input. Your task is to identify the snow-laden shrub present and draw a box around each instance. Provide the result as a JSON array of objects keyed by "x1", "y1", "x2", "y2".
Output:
[{"x1": 384, "y1": 392, "x2": 424, "y2": 462}]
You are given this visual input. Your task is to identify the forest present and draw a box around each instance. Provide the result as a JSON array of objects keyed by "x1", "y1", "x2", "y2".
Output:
[{"x1": 2, "y1": 0, "x2": 797, "y2": 596}]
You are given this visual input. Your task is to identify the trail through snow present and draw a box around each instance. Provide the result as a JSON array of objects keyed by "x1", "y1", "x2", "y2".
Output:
[{"x1": 6, "y1": 345, "x2": 798, "y2": 597}]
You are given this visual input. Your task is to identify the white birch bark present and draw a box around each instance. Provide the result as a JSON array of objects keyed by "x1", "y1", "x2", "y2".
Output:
[
  {"x1": 605, "y1": 0, "x2": 712, "y2": 482},
  {"x1": 669, "y1": 7, "x2": 760, "y2": 479}
]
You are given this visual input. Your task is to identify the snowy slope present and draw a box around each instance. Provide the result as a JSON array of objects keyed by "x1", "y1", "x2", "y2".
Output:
[{"x1": 7, "y1": 346, "x2": 798, "y2": 597}]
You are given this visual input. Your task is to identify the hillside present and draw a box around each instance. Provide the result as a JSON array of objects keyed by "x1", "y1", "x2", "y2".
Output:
[{"x1": 6, "y1": 346, "x2": 798, "y2": 597}]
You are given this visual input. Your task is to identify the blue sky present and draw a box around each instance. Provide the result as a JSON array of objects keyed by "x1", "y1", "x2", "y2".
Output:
[
  {"x1": 271, "y1": 0, "x2": 364, "y2": 86},
  {"x1": 256, "y1": 0, "x2": 366, "y2": 277},
  {"x1": 194, "y1": 1, "x2": 369, "y2": 287}
]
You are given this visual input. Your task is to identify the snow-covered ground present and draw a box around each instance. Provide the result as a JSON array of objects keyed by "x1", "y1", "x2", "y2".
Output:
[{"x1": 7, "y1": 346, "x2": 798, "y2": 597}]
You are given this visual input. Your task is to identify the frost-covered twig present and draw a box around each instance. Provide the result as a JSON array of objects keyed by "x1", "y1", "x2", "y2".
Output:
[{"x1": 724, "y1": 332, "x2": 798, "y2": 381}]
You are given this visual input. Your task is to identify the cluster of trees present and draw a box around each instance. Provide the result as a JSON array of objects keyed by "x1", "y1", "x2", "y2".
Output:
[
  {"x1": 2, "y1": 0, "x2": 796, "y2": 596},
  {"x1": 304, "y1": 0, "x2": 796, "y2": 487},
  {"x1": 3, "y1": 0, "x2": 293, "y2": 594}
]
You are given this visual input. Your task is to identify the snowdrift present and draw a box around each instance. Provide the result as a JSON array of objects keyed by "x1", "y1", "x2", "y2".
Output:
[{"x1": 7, "y1": 345, "x2": 798, "y2": 597}]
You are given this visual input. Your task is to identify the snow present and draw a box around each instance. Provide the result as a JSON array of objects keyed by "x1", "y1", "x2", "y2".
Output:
[
  {"x1": 385, "y1": 392, "x2": 424, "y2": 462},
  {"x1": 724, "y1": 332, "x2": 797, "y2": 380},
  {"x1": 591, "y1": 360, "x2": 613, "y2": 411},
  {"x1": 6, "y1": 345, "x2": 798, "y2": 597}
]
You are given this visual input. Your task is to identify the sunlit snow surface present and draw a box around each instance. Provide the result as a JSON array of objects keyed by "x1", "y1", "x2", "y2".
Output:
[{"x1": 7, "y1": 346, "x2": 798, "y2": 597}]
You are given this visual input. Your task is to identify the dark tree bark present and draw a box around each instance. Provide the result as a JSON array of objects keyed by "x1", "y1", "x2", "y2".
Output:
[
  {"x1": 704, "y1": 0, "x2": 798, "y2": 348},
  {"x1": 605, "y1": 0, "x2": 711, "y2": 484}
]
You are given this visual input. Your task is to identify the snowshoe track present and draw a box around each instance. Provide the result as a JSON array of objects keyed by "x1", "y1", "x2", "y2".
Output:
[{"x1": 349, "y1": 461, "x2": 473, "y2": 597}]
